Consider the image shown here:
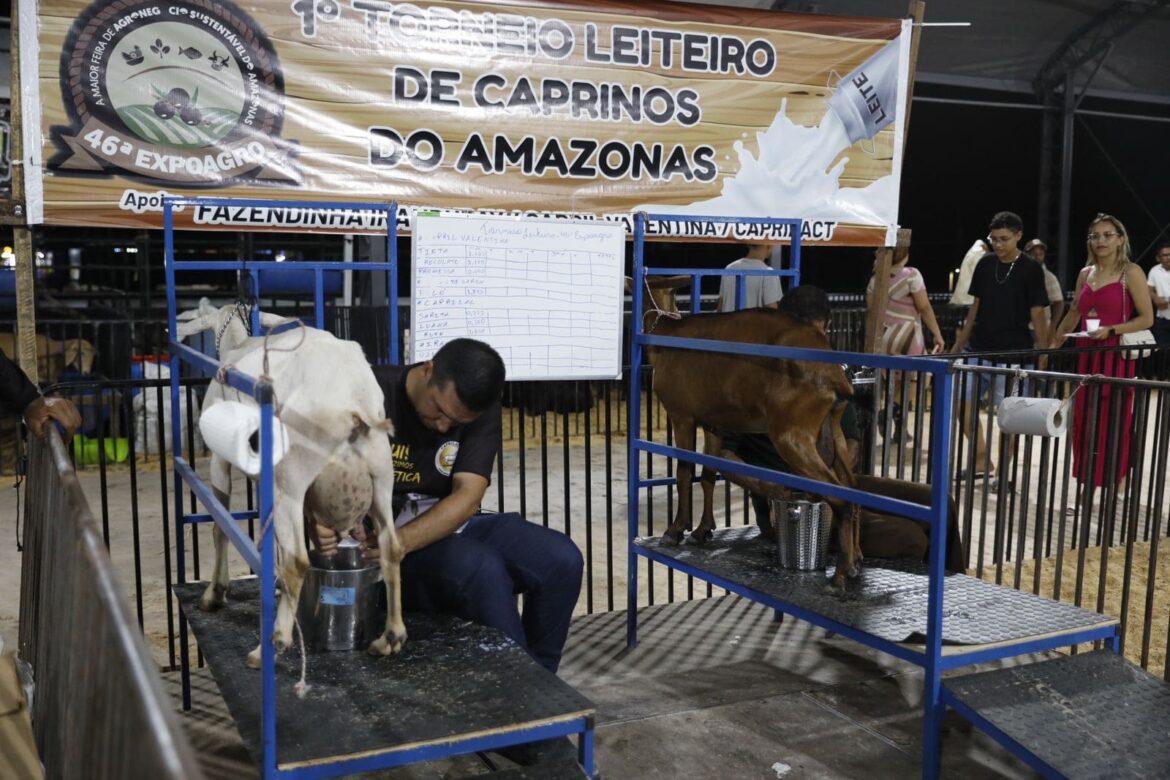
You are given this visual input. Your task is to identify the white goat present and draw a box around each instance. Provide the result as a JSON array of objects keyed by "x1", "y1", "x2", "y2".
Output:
[{"x1": 176, "y1": 298, "x2": 406, "y2": 665}]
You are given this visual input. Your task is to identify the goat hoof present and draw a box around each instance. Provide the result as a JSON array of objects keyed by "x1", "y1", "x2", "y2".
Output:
[
  {"x1": 245, "y1": 645, "x2": 262, "y2": 669},
  {"x1": 197, "y1": 588, "x2": 226, "y2": 612},
  {"x1": 661, "y1": 529, "x2": 685, "y2": 546},
  {"x1": 823, "y1": 575, "x2": 849, "y2": 596},
  {"x1": 686, "y1": 529, "x2": 712, "y2": 545},
  {"x1": 367, "y1": 628, "x2": 406, "y2": 657}
]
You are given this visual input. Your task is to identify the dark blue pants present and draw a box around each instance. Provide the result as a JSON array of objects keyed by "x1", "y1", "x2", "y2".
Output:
[
  {"x1": 1153, "y1": 317, "x2": 1170, "y2": 347},
  {"x1": 399, "y1": 513, "x2": 583, "y2": 673}
]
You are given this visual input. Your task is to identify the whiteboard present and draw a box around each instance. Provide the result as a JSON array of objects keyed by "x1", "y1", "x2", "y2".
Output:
[{"x1": 411, "y1": 212, "x2": 626, "y2": 380}]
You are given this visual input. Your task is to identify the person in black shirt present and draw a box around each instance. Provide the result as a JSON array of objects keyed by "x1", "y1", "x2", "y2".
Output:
[
  {"x1": 315, "y1": 338, "x2": 583, "y2": 674},
  {"x1": 0, "y1": 348, "x2": 80, "y2": 439},
  {"x1": 950, "y1": 211, "x2": 1049, "y2": 482}
]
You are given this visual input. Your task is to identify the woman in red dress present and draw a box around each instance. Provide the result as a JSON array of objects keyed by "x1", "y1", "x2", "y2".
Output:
[{"x1": 1050, "y1": 214, "x2": 1154, "y2": 487}]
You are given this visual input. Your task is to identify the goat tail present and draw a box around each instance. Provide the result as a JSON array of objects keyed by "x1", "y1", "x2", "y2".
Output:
[{"x1": 349, "y1": 412, "x2": 395, "y2": 439}]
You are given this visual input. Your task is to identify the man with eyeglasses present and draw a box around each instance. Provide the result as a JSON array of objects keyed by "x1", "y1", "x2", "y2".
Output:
[
  {"x1": 950, "y1": 212, "x2": 1049, "y2": 484},
  {"x1": 1148, "y1": 241, "x2": 1170, "y2": 346}
]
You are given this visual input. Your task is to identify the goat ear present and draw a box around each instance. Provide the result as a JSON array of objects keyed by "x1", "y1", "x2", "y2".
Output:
[
  {"x1": 62, "y1": 339, "x2": 81, "y2": 371},
  {"x1": 623, "y1": 276, "x2": 634, "y2": 293},
  {"x1": 175, "y1": 313, "x2": 213, "y2": 341},
  {"x1": 176, "y1": 296, "x2": 216, "y2": 322},
  {"x1": 257, "y1": 312, "x2": 288, "y2": 329}
]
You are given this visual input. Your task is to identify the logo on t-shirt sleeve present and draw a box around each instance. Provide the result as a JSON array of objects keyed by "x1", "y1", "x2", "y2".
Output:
[{"x1": 435, "y1": 441, "x2": 459, "y2": 477}]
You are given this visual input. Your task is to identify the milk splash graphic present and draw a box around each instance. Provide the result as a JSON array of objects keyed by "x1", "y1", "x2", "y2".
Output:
[{"x1": 637, "y1": 38, "x2": 903, "y2": 229}]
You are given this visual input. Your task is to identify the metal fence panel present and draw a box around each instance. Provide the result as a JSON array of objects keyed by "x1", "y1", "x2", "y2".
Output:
[
  {"x1": 18, "y1": 431, "x2": 203, "y2": 780},
  {"x1": 27, "y1": 329, "x2": 1170, "y2": 678}
]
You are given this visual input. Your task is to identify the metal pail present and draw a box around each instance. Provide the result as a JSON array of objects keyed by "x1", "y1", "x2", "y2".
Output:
[
  {"x1": 771, "y1": 497, "x2": 831, "y2": 571},
  {"x1": 296, "y1": 542, "x2": 384, "y2": 652}
]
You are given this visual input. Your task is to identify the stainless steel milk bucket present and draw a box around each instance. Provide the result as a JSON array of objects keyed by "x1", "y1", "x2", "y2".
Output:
[
  {"x1": 297, "y1": 540, "x2": 384, "y2": 652},
  {"x1": 771, "y1": 497, "x2": 831, "y2": 571}
]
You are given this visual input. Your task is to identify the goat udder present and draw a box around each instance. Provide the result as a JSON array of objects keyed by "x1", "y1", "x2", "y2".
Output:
[{"x1": 304, "y1": 456, "x2": 375, "y2": 532}]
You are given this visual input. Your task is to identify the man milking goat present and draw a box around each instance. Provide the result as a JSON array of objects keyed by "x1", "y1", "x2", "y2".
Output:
[
  {"x1": 721, "y1": 286, "x2": 966, "y2": 572},
  {"x1": 312, "y1": 338, "x2": 584, "y2": 676}
]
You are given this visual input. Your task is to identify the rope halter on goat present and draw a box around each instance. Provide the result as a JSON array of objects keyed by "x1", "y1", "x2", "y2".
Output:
[
  {"x1": 642, "y1": 275, "x2": 683, "y2": 334},
  {"x1": 214, "y1": 299, "x2": 254, "y2": 356}
]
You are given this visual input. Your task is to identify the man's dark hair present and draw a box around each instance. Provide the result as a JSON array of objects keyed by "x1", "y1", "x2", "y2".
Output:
[
  {"x1": 1158, "y1": 240, "x2": 1170, "y2": 253},
  {"x1": 988, "y1": 211, "x2": 1023, "y2": 233},
  {"x1": 430, "y1": 338, "x2": 506, "y2": 412},
  {"x1": 777, "y1": 285, "x2": 830, "y2": 324}
]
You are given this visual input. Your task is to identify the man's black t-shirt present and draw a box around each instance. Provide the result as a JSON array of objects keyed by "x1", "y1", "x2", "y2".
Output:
[
  {"x1": 968, "y1": 252, "x2": 1049, "y2": 351},
  {"x1": 371, "y1": 364, "x2": 500, "y2": 500}
]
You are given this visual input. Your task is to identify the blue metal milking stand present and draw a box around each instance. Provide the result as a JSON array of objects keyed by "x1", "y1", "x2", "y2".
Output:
[
  {"x1": 165, "y1": 196, "x2": 397, "y2": 778},
  {"x1": 625, "y1": 212, "x2": 959, "y2": 777}
]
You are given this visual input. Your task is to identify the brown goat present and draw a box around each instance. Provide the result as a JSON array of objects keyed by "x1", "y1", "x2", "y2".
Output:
[{"x1": 636, "y1": 275, "x2": 862, "y2": 589}]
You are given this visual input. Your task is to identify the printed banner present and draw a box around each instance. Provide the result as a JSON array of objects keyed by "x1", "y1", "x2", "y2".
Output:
[{"x1": 26, "y1": 0, "x2": 910, "y2": 243}]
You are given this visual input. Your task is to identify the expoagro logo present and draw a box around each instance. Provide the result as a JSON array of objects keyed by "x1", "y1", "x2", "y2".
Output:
[{"x1": 51, "y1": 0, "x2": 298, "y2": 186}]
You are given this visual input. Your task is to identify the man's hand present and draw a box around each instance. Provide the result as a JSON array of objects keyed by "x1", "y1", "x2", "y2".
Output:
[
  {"x1": 349, "y1": 521, "x2": 380, "y2": 561},
  {"x1": 24, "y1": 396, "x2": 81, "y2": 441},
  {"x1": 312, "y1": 521, "x2": 380, "y2": 561}
]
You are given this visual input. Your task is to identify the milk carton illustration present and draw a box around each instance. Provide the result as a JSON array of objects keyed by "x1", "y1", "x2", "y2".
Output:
[
  {"x1": 637, "y1": 35, "x2": 906, "y2": 230},
  {"x1": 825, "y1": 38, "x2": 900, "y2": 146}
]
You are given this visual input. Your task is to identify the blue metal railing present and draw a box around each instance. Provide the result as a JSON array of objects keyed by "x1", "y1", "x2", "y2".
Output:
[
  {"x1": 164, "y1": 196, "x2": 398, "y2": 780},
  {"x1": 624, "y1": 212, "x2": 1116, "y2": 779}
]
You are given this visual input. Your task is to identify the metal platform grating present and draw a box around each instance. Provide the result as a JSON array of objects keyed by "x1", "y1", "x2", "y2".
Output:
[
  {"x1": 175, "y1": 580, "x2": 593, "y2": 773},
  {"x1": 943, "y1": 649, "x2": 1170, "y2": 778},
  {"x1": 636, "y1": 526, "x2": 1116, "y2": 648}
]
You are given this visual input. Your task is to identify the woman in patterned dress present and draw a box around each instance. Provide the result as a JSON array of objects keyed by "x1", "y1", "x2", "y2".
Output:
[
  {"x1": 867, "y1": 246, "x2": 946, "y2": 438},
  {"x1": 1050, "y1": 214, "x2": 1154, "y2": 488}
]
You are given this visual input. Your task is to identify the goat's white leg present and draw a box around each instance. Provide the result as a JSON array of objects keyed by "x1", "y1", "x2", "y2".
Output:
[
  {"x1": 246, "y1": 491, "x2": 310, "y2": 669},
  {"x1": 367, "y1": 475, "x2": 406, "y2": 656},
  {"x1": 199, "y1": 454, "x2": 233, "y2": 611}
]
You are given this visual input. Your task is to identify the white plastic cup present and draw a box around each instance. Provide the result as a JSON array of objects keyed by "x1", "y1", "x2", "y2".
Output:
[{"x1": 1086, "y1": 318, "x2": 1101, "y2": 332}]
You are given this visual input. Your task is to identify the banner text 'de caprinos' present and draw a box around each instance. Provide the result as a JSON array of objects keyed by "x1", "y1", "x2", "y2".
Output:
[{"x1": 34, "y1": 0, "x2": 908, "y2": 243}]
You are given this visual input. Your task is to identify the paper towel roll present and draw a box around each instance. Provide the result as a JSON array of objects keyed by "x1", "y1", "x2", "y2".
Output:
[
  {"x1": 996, "y1": 397, "x2": 1068, "y2": 437},
  {"x1": 199, "y1": 401, "x2": 290, "y2": 475}
]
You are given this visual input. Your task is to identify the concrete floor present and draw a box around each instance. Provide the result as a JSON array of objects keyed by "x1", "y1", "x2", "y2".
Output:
[{"x1": 168, "y1": 595, "x2": 1043, "y2": 779}]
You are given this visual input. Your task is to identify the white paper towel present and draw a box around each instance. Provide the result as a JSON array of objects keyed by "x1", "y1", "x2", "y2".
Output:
[
  {"x1": 199, "y1": 401, "x2": 290, "y2": 475},
  {"x1": 996, "y1": 397, "x2": 1068, "y2": 437}
]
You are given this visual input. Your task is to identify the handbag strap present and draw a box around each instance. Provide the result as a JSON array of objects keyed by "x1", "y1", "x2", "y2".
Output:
[{"x1": 1120, "y1": 262, "x2": 1132, "y2": 321}]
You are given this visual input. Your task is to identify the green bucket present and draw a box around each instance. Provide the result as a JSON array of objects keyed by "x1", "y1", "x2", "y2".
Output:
[{"x1": 72, "y1": 436, "x2": 130, "y2": 465}]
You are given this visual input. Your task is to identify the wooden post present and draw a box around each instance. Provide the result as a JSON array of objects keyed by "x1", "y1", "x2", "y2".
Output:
[{"x1": 6, "y1": 5, "x2": 38, "y2": 383}]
